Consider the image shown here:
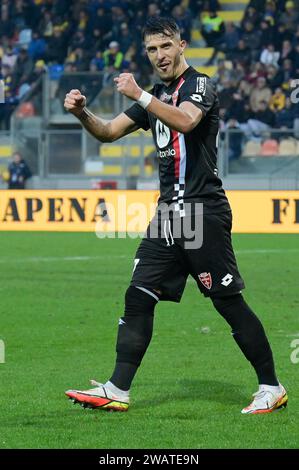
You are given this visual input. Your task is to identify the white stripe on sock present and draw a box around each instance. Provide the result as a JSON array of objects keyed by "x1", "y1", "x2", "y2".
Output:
[{"x1": 136, "y1": 286, "x2": 159, "y2": 302}]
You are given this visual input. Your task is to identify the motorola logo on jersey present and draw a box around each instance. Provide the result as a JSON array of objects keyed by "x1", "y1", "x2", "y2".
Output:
[{"x1": 156, "y1": 119, "x2": 171, "y2": 149}]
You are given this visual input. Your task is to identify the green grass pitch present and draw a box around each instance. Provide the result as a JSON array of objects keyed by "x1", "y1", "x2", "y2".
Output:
[{"x1": 0, "y1": 232, "x2": 298, "y2": 449}]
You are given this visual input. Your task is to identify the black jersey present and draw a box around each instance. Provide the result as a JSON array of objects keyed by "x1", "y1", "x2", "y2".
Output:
[{"x1": 124, "y1": 66, "x2": 230, "y2": 215}]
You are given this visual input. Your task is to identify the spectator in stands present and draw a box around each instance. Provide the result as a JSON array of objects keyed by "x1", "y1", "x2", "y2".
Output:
[
  {"x1": 254, "y1": 100, "x2": 276, "y2": 128},
  {"x1": 1, "y1": 46, "x2": 17, "y2": 69},
  {"x1": 147, "y1": 3, "x2": 161, "y2": 17},
  {"x1": 215, "y1": 59, "x2": 234, "y2": 83},
  {"x1": 241, "y1": 21, "x2": 261, "y2": 59},
  {"x1": 103, "y1": 41, "x2": 123, "y2": 72},
  {"x1": 269, "y1": 87, "x2": 286, "y2": 112},
  {"x1": 131, "y1": 10, "x2": 147, "y2": 41},
  {"x1": 27, "y1": 59, "x2": 46, "y2": 86},
  {"x1": 230, "y1": 61, "x2": 246, "y2": 87},
  {"x1": 110, "y1": 6, "x2": 129, "y2": 39},
  {"x1": 118, "y1": 23, "x2": 134, "y2": 55},
  {"x1": 7, "y1": 152, "x2": 32, "y2": 190},
  {"x1": 281, "y1": 59, "x2": 294, "y2": 89},
  {"x1": 250, "y1": 76, "x2": 272, "y2": 112},
  {"x1": 246, "y1": 62, "x2": 267, "y2": 85},
  {"x1": 89, "y1": 28, "x2": 105, "y2": 59},
  {"x1": 259, "y1": 20, "x2": 275, "y2": 48},
  {"x1": 278, "y1": 0, "x2": 299, "y2": 33},
  {"x1": 221, "y1": 22, "x2": 240, "y2": 57},
  {"x1": 28, "y1": 31, "x2": 46, "y2": 62},
  {"x1": 69, "y1": 30, "x2": 91, "y2": 53},
  {"x1": 293, "y1": 24, "x2": 299, "y2": 46},
  {"x1": 275, "y1": 97, "x2": 297, "y2": 130},
  {"x1": 189, "y1": 0, "x2": 206, "y2": 16},
  {"x1": 266, "y1": 64, "x2": 284, "y2": 90},
  {"x1": 66, "y1": 47, "x2": 90, "y2": 72},
  {"x1": 260, "y1": 44, "x2": 280, "y2": 67},
  {"x1": 294, "y1": 43, "x2": 299, "y2": 77},
  {"x1": 273, "y1": 23, "x2": 292, "y2": 49},
  {"x1": 90, "y1": 52, "x2": 104, "y2": 72},
  {"x1": 201, "y1": 9, "x2": 225, "y2": 48},
  {"x1": 218, "y1": 79, "x2": 237, "y2": 109},
  {"x1": 225, "y1": 119, "x2": 243, "y2": 161},
  {"x1": 38, "y1": 9, "x2": 54, "y2": 38},
  {"x1": 11, "y1": 47, "x2": 33, "y2": 91},
  {"x1": 171, "y1": 4, "x2": 192, "y2": 43},
  {"x1": 77, "y1": 9, "x2": 90, "y2": 35},
  {"x1": 240, "y1": 100, "x2": 276, "y2": 139},
  {"x1": 92, "y1": 7, "x2": 113, "y2": 42},
  {"x1": 0, "y1": 2, "x2": 14, "y2": 38},
  {"x1": 278, "y1": 39, "x2": 295, "y2": 65},
  {"x1": 225, "y1": 89, "x2": 251, "y2": 124},
  {"x1": 262, "y1": 0, "x2": 277, "y2": 27},
  {"x1": 238, "y1": 79, "x2": 253, "y2": 101},
  {"x1": 46, "y1": 26, "x2": 68, "y2": 65},
  {"x1": 229, "y1": 39, "x2": 251, "y2": 66},
  {"x1": 241, "y1": 5, "x2": 261, "y2": 29},
  {"x1": 0, "y1": 64, "x2": 18, "y2": 130}
]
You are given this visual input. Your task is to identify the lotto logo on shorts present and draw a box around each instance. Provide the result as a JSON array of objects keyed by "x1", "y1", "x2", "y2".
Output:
[
  {"x1": 221, "y1": 274, "x2": 233, "y2": 287},
  {"x1": 198, "y1": 272, "x2": 212, "y2": 290}
]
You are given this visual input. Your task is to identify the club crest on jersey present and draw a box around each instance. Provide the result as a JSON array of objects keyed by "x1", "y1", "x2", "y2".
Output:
[
  {"x1": 156, "y1": 119, "x2": 171, "y2": 148},
  {"x1": 198, "y1": 272, "x2": 212, "y2": 290},
  {"x1": 160, "y1": 92, "x2": 172, "y2": 103}
]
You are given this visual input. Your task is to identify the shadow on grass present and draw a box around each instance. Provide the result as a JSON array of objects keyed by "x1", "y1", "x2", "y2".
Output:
[{"x1": 134, "y1": 379, "x2": 248, "y2": 410}]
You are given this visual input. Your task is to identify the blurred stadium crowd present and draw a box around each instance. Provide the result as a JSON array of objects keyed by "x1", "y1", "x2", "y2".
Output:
[{"x1": 1, "y1": 0, "x2": 299, "y2": 135}]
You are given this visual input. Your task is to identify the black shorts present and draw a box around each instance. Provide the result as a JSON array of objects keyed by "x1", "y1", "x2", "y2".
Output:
[{"x1": 130, "y1": 208, "x2": 245, "y2": 302}]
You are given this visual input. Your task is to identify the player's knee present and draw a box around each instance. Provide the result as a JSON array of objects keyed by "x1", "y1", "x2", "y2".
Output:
[
  {"x1": 211, "y1": 293, "x2": 243, "y2": 315},
  {"x1": 125, "y1": 286, "x2": 158, "y2": 317},
  {"x1": 211, "y1": 293, "x2": 264, "y2": 333}
]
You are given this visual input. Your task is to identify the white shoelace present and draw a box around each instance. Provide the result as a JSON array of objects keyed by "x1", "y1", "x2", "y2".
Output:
[{"x1": 90, "y1": 379, "x2": 102, "y2": 387}]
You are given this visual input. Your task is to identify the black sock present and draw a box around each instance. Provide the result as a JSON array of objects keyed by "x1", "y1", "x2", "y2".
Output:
[
  {"x1": 212, "y1": 294, "x2": 279, "y2": 386},
  {"x1": 109, "y1": 286, "x2": 158, "y2": 390},
  {"x1": 110, "y1": 362, "x2": 139, "y2": 391}
]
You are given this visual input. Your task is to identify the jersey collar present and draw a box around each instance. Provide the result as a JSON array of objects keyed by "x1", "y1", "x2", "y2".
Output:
[{"x1": 163, "y1": 66, "x2": 194, "y2": 93}]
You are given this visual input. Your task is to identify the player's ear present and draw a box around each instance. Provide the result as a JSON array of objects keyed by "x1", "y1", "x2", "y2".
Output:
[{"x1": 180, "y1": 40, "x2": 187, "y2": 54}]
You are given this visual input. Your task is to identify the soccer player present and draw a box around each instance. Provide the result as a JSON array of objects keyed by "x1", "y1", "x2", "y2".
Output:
[{"x1": 64, "y1": 17, "x2": 287, "y2": 414}]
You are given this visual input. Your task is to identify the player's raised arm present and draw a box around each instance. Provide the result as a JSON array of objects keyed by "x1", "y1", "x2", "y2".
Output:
[
  {"x1": 64, "y1": 89, "x2": 140, "y2": 142},
  {"x1": 114, "y1": 73, "x2": 203, "y2": 134}
]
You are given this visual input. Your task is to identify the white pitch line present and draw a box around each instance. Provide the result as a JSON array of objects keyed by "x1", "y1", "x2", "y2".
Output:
[
  {"x1": 0, "y1": 255, "x2": 126, "y2": 264},
  {"x1": 235, "y1": 248, "x2": 299, "y2": 255},
  {"x1": 0, "y1": 248, "x2": 299, "y2": 264}
]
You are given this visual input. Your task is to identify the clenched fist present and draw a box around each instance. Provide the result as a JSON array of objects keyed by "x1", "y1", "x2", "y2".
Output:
[
  {"x1": 114, "y1": 73, "x2": 142, "y2": 101},
  {"x1": 64, "y1": 89, "x2": 86, "y2": 117}
]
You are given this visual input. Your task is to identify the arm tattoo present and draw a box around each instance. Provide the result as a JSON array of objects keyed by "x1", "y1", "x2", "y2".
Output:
[{"x1": 77, "y1": 107, "x2": 111, "y2": 142}]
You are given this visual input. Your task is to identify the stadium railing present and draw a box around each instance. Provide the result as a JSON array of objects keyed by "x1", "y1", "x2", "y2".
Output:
[{"x1": 220, "y1": 128, "x2": 299, "y2": 189}]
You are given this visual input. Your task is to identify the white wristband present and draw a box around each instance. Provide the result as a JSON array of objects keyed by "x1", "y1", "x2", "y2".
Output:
[{"x1": 137, "y1": 90, "x2": 152, "y2": 109}]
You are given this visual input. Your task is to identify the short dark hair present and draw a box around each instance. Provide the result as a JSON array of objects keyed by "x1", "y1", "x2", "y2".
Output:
[{"x1": 142, "y1": 16, "x2": 180, "y2": 41}]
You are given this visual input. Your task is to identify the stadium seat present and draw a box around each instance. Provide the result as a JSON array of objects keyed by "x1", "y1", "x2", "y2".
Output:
[
  {"x1": 191, "y1": 30, "x2": 203, "y2": 42},
  {"x1": 185, "y1": 48, "x2": 214, "y2": 59},
  {"x1": 195, "y1": 65, "x2": 217, "y2": 76},
  {"x1": 100, "y1": 144, "x2": 155, "y2": 158},
  {"x1": 0, "y1": 145, "x2": 12, "y2": 158},
  {"x1": 260, "y1": 139, "x2": 279, "y2": 156},
  {"x1": 242, "y1": 141, "x2": 261, "y2": 157},
  {"x1": 279, "y1": 139, "x2": 298, "y2": 156}
]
